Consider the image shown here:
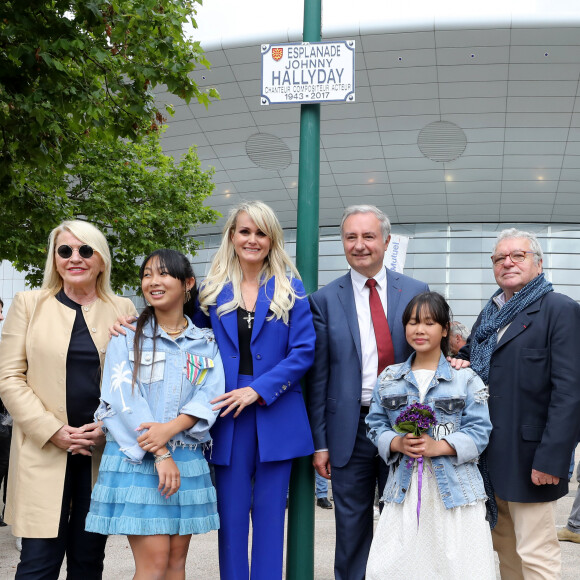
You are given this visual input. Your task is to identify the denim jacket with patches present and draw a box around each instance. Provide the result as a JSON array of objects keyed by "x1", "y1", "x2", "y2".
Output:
[
  {"x1": 95, "y1": 317, "x2": 225, "y2": 463},
  {"x1": 365, "y1": 353, "x2": 492, "y2": 509}
]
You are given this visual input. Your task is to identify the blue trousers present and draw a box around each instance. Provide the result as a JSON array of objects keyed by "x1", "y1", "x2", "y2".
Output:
[
  {"x1": 214, "y1": 402, "x2": 293, "y2": 580},
  {"x1": 315, "y1": 471, "x2": 329, "y2": 499},
  {"x1": 566, "y1": 459, "x2": 580, "y2": 533}
]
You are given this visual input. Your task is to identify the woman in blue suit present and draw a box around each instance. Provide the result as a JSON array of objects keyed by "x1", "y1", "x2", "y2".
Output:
[{"x1": 198, "y1": 201, "x2": 315, "y2": 580}]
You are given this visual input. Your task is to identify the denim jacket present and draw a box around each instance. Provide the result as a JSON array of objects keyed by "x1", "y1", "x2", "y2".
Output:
[
  {"x1": 96, "y1": 317, "x2": 225, "y2": 463},
  {"x1": 366, "y1": 353, "x2": 492, "y2": 509}
]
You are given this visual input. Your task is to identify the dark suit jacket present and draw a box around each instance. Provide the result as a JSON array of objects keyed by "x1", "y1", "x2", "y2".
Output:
[
  {"x1": 463, "y1": 290, "x2": 580, "y2": 503},
  {"x1": 307, "y1": 268, "x2": 429, "y2": 468},
  {"x1": 207, "y1": 276, "x2": 316, "y2": 466}
]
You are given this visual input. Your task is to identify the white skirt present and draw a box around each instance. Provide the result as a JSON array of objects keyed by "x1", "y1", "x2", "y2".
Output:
[{"x1": 366, "y1": 459, "x2": 496, "y2": 580}]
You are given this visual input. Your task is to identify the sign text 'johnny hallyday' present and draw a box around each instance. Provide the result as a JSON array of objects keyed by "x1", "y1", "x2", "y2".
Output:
[{"x1": 261, "y1": 41, "x2": 355, "y2": 105}]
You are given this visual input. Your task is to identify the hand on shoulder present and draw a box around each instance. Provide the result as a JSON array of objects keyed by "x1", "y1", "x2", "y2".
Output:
[
  {"x1": 109, "y1": 315, "x2": 137, "y2": 338},
  {"x1": 446, "y1": 356, "x2": 470, "y2": 370}
]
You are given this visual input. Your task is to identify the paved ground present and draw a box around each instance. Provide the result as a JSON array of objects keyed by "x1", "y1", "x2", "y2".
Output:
[{"x1": 1, "y1": 461, "x2": 579, "y2": 578}]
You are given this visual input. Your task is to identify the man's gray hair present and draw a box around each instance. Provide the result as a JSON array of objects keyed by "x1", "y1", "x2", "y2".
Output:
[
  {"x1": 450, "y1": 321, "x2": 469, "y2": 340},
  {"x1": 340, "y1": 205, "x2": 391, "y2": 242},
  {"x1": 493, "y1": 228, "x2": 543, "y2": 265}
]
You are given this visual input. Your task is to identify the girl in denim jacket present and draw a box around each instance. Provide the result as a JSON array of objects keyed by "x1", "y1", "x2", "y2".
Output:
[
  {"x1": 86, "y1": 249, "x2": 225, "y2": 578},
  {"x1": 365, "y1": 292, "x2": 495, "y2": 579}
]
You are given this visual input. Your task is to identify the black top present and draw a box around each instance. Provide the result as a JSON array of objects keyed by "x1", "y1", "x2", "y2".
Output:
[
  {"x1": 56, "y1": 290, "x2": 101, "y2": 427},
  {"x1": 237, "y1": 307, "x2": 254, "y2": 376}
]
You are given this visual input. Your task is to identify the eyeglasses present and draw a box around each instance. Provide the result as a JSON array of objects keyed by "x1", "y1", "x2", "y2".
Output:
[
  {"x1": 491, "y1": 251, "x2": 535, "y2": 266},
  {"x1": 56, "y1": 244, "x2": 95, "y2": 259}
]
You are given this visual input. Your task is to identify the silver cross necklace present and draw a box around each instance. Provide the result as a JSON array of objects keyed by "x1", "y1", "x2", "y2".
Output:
[{"x1": 240, "y1": 294, "x2": 257, "y2": 329}]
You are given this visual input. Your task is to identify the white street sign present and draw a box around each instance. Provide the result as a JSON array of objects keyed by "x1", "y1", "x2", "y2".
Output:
[{"x1": 261, "y1": 41, "x2": 355, "y2": 105}]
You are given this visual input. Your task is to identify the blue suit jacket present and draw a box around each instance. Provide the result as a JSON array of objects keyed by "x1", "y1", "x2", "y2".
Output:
[
  {"x1": 307, "y1": 268, "x2": 429, "y2": 468},
  {"x1": 463, "y1": 290, "x2": 580, "y2": 503},
  {"x1": 207, "y1": 277, "x2": 316, "y2": 465}
]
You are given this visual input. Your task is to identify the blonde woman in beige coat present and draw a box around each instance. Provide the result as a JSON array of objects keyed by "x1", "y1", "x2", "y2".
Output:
[{"x1": 0, "y1": 220, "x2": 136, "y2": 580}]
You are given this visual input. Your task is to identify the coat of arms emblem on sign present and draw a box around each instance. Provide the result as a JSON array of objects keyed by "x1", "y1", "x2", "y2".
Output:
[{"x1": 272, "y1": 47, "x2": 283, "y2": 61}]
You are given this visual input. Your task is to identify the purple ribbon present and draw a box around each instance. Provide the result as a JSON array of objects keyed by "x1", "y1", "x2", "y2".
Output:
[
  {"x1": 406, "y1": 456, "x2": 426, "y2": 528},
  {"x1": 416, "y1": 456, "x2": 424, "y2": 526}
]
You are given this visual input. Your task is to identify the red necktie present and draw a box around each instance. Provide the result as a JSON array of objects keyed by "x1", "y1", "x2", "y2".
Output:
[{"x1": 365, "y1": 278, "x2": 395, "y2": 375}]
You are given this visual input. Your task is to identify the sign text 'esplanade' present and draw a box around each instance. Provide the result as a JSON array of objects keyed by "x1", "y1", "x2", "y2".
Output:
[{"x1": 261, "y1": 41, "x2": 355, "y2": 105}]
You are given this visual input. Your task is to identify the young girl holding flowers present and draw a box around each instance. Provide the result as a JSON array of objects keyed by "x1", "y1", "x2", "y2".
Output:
[
  {"x1": 365, "y1": 292, "x2": 495, "y2": 579},
  {"x1": 85, "y1": 249, "x2": 224, "y2": 579}
]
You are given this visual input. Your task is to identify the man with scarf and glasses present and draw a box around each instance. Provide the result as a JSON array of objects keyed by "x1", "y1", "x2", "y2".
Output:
[{"x1": 453, "y1": 228, "x2": 580, "y2": 579}]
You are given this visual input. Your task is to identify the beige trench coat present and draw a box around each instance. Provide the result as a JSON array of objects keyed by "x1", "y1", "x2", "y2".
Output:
[{"x1": 0, "y1": 289, "x2": 136, "y2": 538}]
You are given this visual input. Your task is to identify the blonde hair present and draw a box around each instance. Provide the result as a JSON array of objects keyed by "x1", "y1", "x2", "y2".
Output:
[
  {"x1": 41, "y1": 220, "x2": 116, "y2": 302},
  {"x1": 198, "y1": 201, "x2": 301, "y2": 324}
]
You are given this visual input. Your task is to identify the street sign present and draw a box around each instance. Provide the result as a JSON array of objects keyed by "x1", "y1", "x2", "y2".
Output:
[{"x1": 261, "y1": 41, "x2": 355, "y2": 105}]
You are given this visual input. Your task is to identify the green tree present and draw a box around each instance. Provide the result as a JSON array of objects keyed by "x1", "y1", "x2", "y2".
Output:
[
  {"x1": 3, "y1": 131, "x2": 219, "y2": 291},
  {"x1": 0, "y1": 0, "x2": 221, "y2": 290},
  {"x1": 0, "y1": 0, "x2": 218, "y2": 180}
]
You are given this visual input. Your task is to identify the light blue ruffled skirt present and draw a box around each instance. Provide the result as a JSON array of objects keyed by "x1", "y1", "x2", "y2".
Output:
[{"x1": 85, "y1": 439, "x2": 219, "y2": 536}]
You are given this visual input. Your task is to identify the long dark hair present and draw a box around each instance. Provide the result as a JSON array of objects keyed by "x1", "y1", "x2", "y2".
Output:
[
  {"x1": 132, "y1": 249, "x2": 197, "y2": 388},
  {"x1": 402, "y1": 291, "x2": 452, "y2": 356}
]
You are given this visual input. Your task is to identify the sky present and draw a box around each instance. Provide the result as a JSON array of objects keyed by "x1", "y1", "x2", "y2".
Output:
[{"x1": 187, "y1": 0, "x2": 580, "y2": 51}]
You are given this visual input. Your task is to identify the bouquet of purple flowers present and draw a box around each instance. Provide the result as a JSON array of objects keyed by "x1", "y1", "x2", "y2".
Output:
[
  {"x1": 394, "y1": 402, "x2": 437, "y2": 437},
  {"x1": 393, "y1": 403, "x2": 437, "y2": 526}
]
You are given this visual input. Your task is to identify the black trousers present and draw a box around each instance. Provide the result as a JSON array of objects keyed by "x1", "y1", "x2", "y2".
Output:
[
  {"x1": 16, "y1": 454, "x2": 107, "y2": 580},
  {"x1": 0, "y1": 427, "x2": 10, "y2": 516},
  {"x1": 330, "y1": 411, "x2": 389, "y2": 580}
]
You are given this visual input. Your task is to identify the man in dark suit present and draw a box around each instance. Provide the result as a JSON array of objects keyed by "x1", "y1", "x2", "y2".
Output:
[
  {"x1": 458, "y1": 228, "x2": 580, "y2": 579},
  {"x1": 307, "y1": 206, "x2": 428, "y2": 580}
]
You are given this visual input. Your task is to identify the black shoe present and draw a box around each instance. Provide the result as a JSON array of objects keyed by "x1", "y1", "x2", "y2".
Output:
[
  {"x1": 316, "y1": 497, "x2": 333, "y2": 509},
  {"x1": 0, "y1": 519, "x2": 6, "y2": 527}
]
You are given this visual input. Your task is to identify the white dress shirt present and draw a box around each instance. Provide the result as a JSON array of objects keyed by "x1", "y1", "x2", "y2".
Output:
[{"x1": 350, "y1": 267, "x2": 388, "y2": 406}]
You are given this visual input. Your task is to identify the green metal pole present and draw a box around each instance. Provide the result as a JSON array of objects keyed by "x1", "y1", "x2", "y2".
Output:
[{"x1": 286, "y1": 1, "x2": 321, "y2": 579}]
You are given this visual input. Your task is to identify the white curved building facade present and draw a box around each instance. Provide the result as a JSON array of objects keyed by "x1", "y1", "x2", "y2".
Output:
[
  {"x1": 167, "y1": 0, "x2": 580, "y2": 327},
  {"x1": 3, "y1": 0, "x2": 580, "y2": 328}
]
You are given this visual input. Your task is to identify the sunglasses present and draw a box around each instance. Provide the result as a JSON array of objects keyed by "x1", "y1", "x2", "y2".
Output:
[{"x1": 56, "y1": 244, "x2": 95, "y2": 259}]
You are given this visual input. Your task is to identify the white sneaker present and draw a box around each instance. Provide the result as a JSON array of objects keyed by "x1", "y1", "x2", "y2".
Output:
[{"x1": 15, "y1": 537, "x2": 22, "y2": 552}]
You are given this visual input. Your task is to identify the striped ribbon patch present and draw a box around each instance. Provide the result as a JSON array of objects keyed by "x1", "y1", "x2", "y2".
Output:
[{"x1": 186, "y1": 353, "x2": 214, "y2": 385}]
